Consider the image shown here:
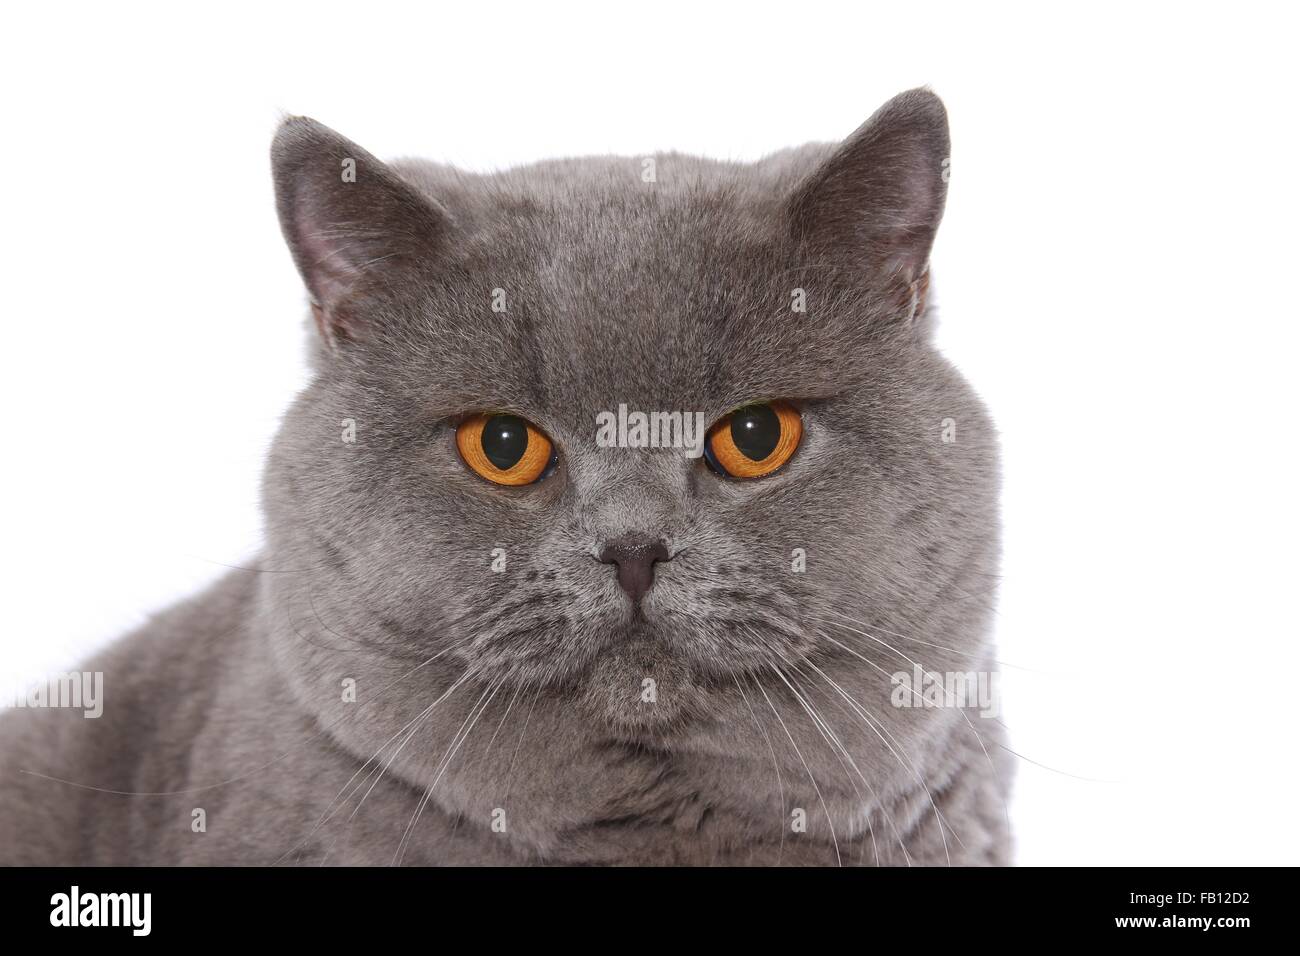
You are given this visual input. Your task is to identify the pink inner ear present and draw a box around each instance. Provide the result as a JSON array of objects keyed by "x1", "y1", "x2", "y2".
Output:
[
  {"x1": 292, "y1": 206, "x2": 371, "y2": 348},
  {"x1": 309, "y1": 303, "x2": 334, "y2": 346},
  {"x1": 294, "y1": 208, "x2": 361, "y2": 313}
]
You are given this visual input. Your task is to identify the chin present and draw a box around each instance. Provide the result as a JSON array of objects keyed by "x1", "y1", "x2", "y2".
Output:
[{"x1": 573, "y1": 638, "x2": 717, "y2": 739}]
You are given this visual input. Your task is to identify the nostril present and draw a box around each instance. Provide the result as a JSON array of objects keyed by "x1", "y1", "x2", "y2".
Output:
[{"x1": 598, "y1": 538, "x2": 671, "y2": 603}]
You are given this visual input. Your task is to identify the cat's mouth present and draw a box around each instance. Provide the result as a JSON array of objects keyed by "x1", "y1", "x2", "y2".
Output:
[
  {"x1": 442, "y1": 579, "x2": 812, "y2": 723},
  {"x1": 570, "y1": 608, "x2": 808, "y2": 694},
  {"x1": 577, "y1": 629, "x2": 713, "y2": 735}
]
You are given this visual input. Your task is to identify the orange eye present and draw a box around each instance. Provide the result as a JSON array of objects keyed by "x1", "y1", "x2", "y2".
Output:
[
  {"x1": 456, "y1": 413, "x2": 556, "y2": 486},
  {"x1": 704, "y1": 401, "x2": 802, "y2": 479}
]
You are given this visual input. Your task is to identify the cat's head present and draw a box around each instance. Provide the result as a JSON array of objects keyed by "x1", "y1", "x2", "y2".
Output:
[{"x1": 261, "y1": 90, "x2": 997, "y2": 795}]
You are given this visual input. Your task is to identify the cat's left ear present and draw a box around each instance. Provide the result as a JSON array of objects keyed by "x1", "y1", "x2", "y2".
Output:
[
  {"x1": 786, "y1": 88, "x2": 950, "y2": 322},
  {"x1": 271, "y1": 116, "x2": 450, "y2": 348}
]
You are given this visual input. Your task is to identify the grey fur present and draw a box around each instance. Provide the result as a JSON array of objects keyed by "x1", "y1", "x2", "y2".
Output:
[{"x1": 0, "y1": 89, "x2": 1010, "y2": 865}]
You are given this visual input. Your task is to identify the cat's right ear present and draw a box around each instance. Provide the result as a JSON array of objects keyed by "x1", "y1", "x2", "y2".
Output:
[
  {"x1": 785, "y1": 88, "x2": 950, "y2": 323},
  {"x1": 271, "y1": 116, "x2": 449, "y2": 348}
]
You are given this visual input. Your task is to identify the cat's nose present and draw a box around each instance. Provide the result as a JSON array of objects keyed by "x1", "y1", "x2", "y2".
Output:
[{"x1": 598, "y1": 538, "x2": 671, "y2": 603}]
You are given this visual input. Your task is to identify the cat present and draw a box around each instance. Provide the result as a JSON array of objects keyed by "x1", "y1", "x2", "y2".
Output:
[{"x1": 0, "y1": 88, "x2": 1010, "y2": 865}]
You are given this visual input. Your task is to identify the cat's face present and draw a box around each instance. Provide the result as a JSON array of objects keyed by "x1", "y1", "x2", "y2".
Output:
[{"x1": 260, "y1": 92, "x2": 999, "y2": 852}]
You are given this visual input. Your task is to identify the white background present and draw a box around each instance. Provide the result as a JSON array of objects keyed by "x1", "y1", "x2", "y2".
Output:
[{"x1": 2, "y1": 1, "x2": 1296, "y2": 865}]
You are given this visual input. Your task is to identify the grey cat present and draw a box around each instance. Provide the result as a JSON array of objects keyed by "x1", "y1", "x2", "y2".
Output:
[{"x1": 0, "y1": 88, "x2": 1010, "y2": 865}]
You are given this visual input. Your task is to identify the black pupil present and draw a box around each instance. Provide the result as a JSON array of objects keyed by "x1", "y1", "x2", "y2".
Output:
[
  {"x1": 481, "y1": 414, "x2": 529, "y2": 470},
  {"x1": 730, "y1": 404, "x2": 780, "y2": 461}
]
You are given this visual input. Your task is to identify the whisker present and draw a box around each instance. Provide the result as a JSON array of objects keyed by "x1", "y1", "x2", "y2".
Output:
[
  {"x1": 755, "y1": 669, "x2": 841, "y2": 867},
  {"x1": 806, "y1": 660, "x2": 960, "y2": 862},
  {"x1": 732, "y1": 673, "x2": 787, "y2": 862},
  {"x1": 276, "y1": 663, "x2": 477, "y2": 866},
  {"x1": 774, "y1": 663, "x2": 909, "y2": 866},
  {"x1": 393, "y1": 678, "x2": 502, "y2": 865},
  {"x1": 349, "y1": 667, "x2": 478, "y2": 821},
  {"x1": 817, "y1": 624, "x2": 1012, "y2": 836},
  {"x1": 819, "y1": 608, "x2": 1042, "y2": 675}
]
